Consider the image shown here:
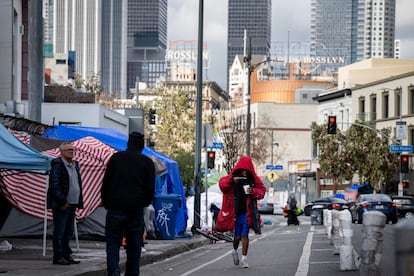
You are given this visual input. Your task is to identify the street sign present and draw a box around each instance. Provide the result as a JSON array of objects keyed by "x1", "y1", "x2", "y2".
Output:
[
  {"x1": 390, "y1": 145, "x2": 413, "y2": 153},
  {"x1": 266, "y1": 165, "x2": 283, "y2": 170},
  {"x1": 209, "y1": 142, "x2": 223, "y2": 149},
  {"x1": 396, "y1": 121, "x2": 407, "y2": 140},
  {"x1": 267, "y1": 172, "x2": 278, "y2": 182}
]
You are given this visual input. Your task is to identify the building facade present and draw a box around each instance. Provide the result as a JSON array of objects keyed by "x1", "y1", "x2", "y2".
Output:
[
  {"x1": 227, "y1": 0, "x2": 271, "y2": 90},
  {"x1": 126, "y1": 0, "x2": 167, "y2": 92},
  {"x1": 310, "y1": 0, "x2": 396, "y2": 68}
]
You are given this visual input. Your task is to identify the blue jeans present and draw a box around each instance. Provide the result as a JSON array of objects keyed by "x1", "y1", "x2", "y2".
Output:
[
  {"x1": 105, "y1": 208, "x2": 144, "y2": 276},
  {"x1": 52, "y1": 206, "x2": 76, "y2": 260}
]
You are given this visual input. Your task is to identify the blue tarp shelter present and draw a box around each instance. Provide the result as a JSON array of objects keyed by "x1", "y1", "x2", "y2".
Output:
[
  {"x1": 0, "y1": 124, "x2": 51, "y2": 172},
  {"x1": 43, "y1": 125, "x2": 188, "y2": 236}
]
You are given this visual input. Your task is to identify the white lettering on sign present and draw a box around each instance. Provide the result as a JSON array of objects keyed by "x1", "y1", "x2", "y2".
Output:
[
  {"x1": 271, "y1": 55, "x2": 346, "y2": 65},
  {"x1": 166, "y1": 50, "x2": 209, "y2": 61}
]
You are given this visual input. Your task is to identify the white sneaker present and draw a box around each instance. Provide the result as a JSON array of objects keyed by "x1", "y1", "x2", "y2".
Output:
[
  {"x1": 141, "y1": 247, "x2": 146, "y2": 253},
  {"x1": 240, "y1": 259, "x2": 249, "y2": 268},
  {"x1": 232, "y1": 251, "x2": 239, "y2": 266}
]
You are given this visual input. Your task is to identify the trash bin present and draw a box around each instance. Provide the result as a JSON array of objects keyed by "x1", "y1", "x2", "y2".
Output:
[
  {"x1": 153, "y1": 194, "x2": 181, "y2": 240},
  {"x1": 311, "y1": 204, "x2": 324, "y2": 225}
]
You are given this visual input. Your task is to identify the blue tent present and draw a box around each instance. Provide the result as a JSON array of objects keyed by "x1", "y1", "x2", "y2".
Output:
[
  {"x1": 43, "y1": 125, "x2": 188, "y2": 236},
  {"x1": 0, "y1": 124, "x2": 51, "y2": 172}
]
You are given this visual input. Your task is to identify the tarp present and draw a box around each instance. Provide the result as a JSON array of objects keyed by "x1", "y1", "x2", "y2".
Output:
[
  {"x1": 43, "y1": 125, "x2": 188, "y2": 236},
  {"x1": 0, "y1": 124, "x2": 50, "y2": 171}
]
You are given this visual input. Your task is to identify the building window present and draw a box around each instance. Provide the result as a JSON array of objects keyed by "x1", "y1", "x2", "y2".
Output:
[
  {"x1": 382, "y1": 92, "x2": 389, "y2": 119},
  {"x1": 370, "y1": 95, "x2": 377, "y2": 121},
  {"x1": 409, "y1": 87, "x2": 414, "y2": 115},
  {"x1": 358, "y1": 96, "x2": 366, "y2": 121},
  {"x1": 409, "y1": 126, "x2": 414, "y2": 147},
  {"x1": 395, "y1": 90, "x2": 401, "y2": 117}
]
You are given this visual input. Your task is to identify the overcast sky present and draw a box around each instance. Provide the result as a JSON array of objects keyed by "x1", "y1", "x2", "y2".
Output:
[{"x1": 168, "y1": 0, "x2": 414, "y2": 89}]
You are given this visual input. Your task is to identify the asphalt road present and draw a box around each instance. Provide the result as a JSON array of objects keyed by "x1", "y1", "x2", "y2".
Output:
[{"x1": 140, "y1": 214, "x2": 398, "y2": 276}]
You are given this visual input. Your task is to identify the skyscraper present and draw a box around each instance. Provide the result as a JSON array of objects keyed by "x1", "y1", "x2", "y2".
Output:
[
  {"x1": 53, "y1": 0, "x2": 102, "y2": 82},
  {"x1": 101, "y1": 0, "x2": 128, "y2": 98},
  {"x1": 126, "y1": 0, "x2": 167, "y2": 92},
  {"x1": 227, "y1": 0, "x2": 272, "y2": 90},
  {"x1": 310, "y1": 0, "x2": 395, "y2": 69}
]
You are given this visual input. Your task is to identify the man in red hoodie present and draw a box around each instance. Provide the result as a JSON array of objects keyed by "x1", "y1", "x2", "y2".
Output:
[{"x1": 215, "y1": 156, "x2": 266, "y2": 268}]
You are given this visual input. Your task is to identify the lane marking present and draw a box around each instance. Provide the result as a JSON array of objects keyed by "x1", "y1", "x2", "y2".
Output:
[
  {"x1": 295, "y1": 225, "x2": 314, "y2": 276},
  {"x1": 179, "y1": 226, "x2": 284, "y2": 276}
]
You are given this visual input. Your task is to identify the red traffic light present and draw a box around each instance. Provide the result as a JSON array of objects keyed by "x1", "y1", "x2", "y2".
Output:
[
  {"x1": 207, "y1": 151, "x2": 215, "y2": 169},
  {"x1": 401, "y1": 155, "x2": 410, "y2": 173},
  {"x1": 327, "y1": 115, "x2": 337, "y2": 134},
  {"x1": 402, "y1": 181, "x2": 409, "y2": 189}
]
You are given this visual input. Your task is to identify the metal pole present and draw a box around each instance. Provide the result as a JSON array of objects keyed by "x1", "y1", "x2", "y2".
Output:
[
  {"x1": 246, "y1": 68, "x2": 251, "y2": 156},
  {"x1": 192, "y1": 0, "x2": 203, "y2": 231},
  {"x1": 135, "y1": 77, "x2": 139, "y2": 107},
  {"x1": 245, "y1": 36, "x2": 252, "y2": 156},
  {"x1": 271, "y1": 130, "x2": 274, "y2": 165},
  {"x1": 398, "y1": 87, "x2": 403, "y2": 196}
]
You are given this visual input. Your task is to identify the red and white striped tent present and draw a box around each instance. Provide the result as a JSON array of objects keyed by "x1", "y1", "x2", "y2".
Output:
[
  {"x1": 0, "y1": 132, "x2": 117, "y2": 255},
  {"x1": 1, "y1": 134, "x2": 116, "y2": 221}
]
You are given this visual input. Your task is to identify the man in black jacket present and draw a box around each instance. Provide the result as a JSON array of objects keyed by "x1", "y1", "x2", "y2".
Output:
[
  {"x1": 47, "y1": 142, "x2": 84, "y2": 265},
  {"x1": 101, "y1": 132, "x2": 156, "y2": 276}
]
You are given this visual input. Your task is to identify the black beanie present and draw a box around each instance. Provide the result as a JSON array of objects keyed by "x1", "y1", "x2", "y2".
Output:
[{"x1": 127, "y1": 132, "x2": 144, "y2": 151}]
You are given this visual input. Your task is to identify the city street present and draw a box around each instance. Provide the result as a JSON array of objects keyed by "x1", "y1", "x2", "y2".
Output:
[{"x1": 140, "y1": 215, "x2": 397, "y2": 276}]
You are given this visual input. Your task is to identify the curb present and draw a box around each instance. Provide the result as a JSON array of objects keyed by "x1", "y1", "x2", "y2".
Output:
[{"x1": 78, "y1": 237, "x2": 211, "y2": 276}]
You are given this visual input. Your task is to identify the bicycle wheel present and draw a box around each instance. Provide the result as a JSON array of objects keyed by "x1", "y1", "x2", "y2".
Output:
[
  {"x1": 194, "y1": 228, "x2": 220, "y2": 242},
  {"x1": 213, "y1": 231, "x2": 233, "y2": 242}
]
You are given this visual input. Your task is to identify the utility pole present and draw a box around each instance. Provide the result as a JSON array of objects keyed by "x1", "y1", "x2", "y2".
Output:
[
  {"x1": 245, "y1": 34, "x2": 252, "y2": 156},
  {"x1": 192, "y1": 0, "x2": 203, "y2": 232}
]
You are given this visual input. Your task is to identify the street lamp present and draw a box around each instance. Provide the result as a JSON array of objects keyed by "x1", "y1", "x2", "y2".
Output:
[{"x1": 244, "y1": 36, "x2": 271, "y2": 156}]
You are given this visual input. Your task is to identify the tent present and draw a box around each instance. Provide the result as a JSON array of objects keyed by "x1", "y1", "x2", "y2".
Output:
[
  {"x1": 0, "y1": 126, "x2": 188, "y2": 239},
  {"x1": 0, "y1": 124, "x2": 52, "y2": 254},
  {"x1": 43, "y1": 125, "x2": 188, "y2": 235},
  {"x1": 0, "y1": 124, "x2": 50, "y2": 171}
]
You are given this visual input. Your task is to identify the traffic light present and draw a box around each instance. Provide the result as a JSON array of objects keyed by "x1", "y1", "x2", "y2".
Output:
[
  {"x1": 400, "y1": 155, "x2": 409, "y2": 173},
  {"x1": 149, "y1": 109, "x2": 156, "y2": 125},
  {"x1": 402, "y1": 180, "x2": 410, "y2": 189},
  {"x1": 207, "y1": 151, "x2": 215, "y2": 169},
  {"x1": 327, "y1": 116, "x2": 337, "y2": 134}
]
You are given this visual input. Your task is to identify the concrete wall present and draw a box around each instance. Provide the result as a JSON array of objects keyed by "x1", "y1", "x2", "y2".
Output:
[
  {"x1": 250, "y1": 102, "x2": 318, "y2": 178},
  {"x1": 338, "y1": 58, "x2": 414, "y2": 89},
  {"x1": 41, "y1": 103, "x2": 129, "y2": 135}
]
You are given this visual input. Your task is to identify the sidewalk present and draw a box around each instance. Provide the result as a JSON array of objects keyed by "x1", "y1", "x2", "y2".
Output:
[{"x1": 0, "y1": 235, "x2": 210, "y2": 276}]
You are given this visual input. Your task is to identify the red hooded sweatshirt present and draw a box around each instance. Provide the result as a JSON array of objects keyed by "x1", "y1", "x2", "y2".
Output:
[{"x1": 215, "y1": 156, "x2": 266, "y2": 234}]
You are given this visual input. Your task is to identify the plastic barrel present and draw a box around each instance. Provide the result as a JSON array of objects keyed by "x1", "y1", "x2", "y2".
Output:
[{"x1": 153, "y1": 194, "x2": 181, "y2": 240}]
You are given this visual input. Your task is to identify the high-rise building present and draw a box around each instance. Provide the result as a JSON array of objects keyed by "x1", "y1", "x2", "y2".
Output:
[
  {"x1": 310, "y1": 0, "x2": 395, "y2": 70},
  {"x1": 126, "y1": 0, "x2": 167, "y2": 92},
  {"x1": 101, "y1": 0, "x2": 128, "y2": 98},
  {"x1": 53, "y1": 0, "x2": 102, "y2": 82},
  {"x1": 227, "y1": 0, "x2": 272, "y2": 91}
]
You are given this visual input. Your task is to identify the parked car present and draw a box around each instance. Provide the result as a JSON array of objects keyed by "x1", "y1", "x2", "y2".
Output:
[
  {"x1": 350, "y1": 193, "x2": 398, "y2": 224},
  {"x1": 391, "y1": 195, "x2": 414, "y2": 218},
  {"x1": 257, "y1": 196, "x2": 274, "y2": 214},
  {"x1": 304, "y1": 197, "x2": 350, "y2": 216},
  {"x1": 273, "y1": 202, "x2": 284, "y2": 215}
]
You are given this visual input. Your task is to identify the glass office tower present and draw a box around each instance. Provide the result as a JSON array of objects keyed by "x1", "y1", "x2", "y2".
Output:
[
  {"x1": 310, "y1": 0, "x2": 395, "y2": 69},
  {"x1": 227, "y1": 0, "x2": 272, "y2": 90},
  {"x1": 126, "y1": 0, "x2": 167, "y2": 92}
]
